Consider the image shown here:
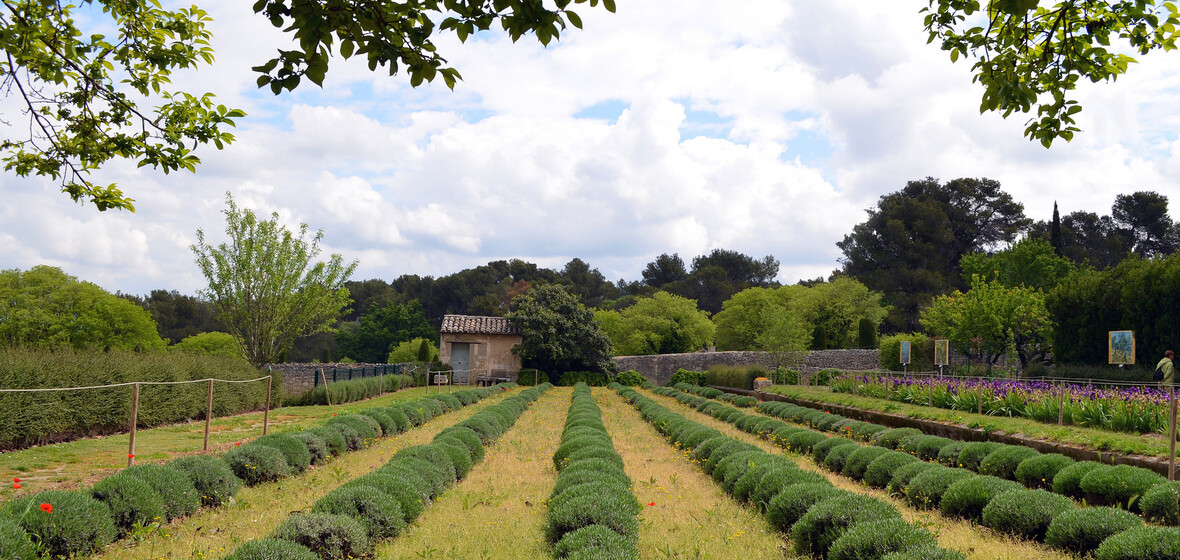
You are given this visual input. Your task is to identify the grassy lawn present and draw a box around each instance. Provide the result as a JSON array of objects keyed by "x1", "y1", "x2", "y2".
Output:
[
  {"x1": 767, "y1": 384, "x2": 1174, "y2": 458},
  {"x1": 597, "y1": 388, "x2": 792, "y2": 559},
  {"x1": 644, "y1": 389, "x2": 1072, "y2": 560},
  {"x1": 90, "y1": 388, "x2": 506, "y2": 560},
  {"x1": 0, "y1": 386, "x2": 470, "y2": 500},
  {"x1": 375, "y1": 387, "x2": 567, "y2": 560}
]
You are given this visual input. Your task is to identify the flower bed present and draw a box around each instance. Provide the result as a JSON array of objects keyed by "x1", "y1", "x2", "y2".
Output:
[{"x1": 831, "y1": 374, "x2": 1169, "y2": 434}]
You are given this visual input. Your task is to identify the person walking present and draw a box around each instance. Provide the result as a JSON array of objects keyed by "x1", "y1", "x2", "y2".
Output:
[{"x1": 1158, "y1": 350, "x2": 1175, "y2": 386}]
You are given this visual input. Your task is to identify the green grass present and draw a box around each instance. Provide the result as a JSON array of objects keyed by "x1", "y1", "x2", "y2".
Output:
[
  {"x1": 0, "y1": 386, "x2": 465, "y2": 502},
  {"x1": 766, "y1": 385, "x2": 1173, "y2": 459}
]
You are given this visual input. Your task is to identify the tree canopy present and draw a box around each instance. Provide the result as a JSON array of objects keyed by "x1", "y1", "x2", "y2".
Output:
[
  {"x1": 594, "y1": 291, "x2": 715, "y2": 356},
  {"x1": 960, "y1": 237, "x2": 1079, "y2": 292},
  {"x1": 335, "y1": 300, "x2": 437, "y2": 363},
  {"x1": 506, "y1": 284, "x2": 613, "y2": 378},
  {"x1": 0, "y1": 265, "x2": 165, "y2": 351},
  {"x1": 838, "y1": 177, "x2": 1028, "y2": 332},
  {"x1": 921, "y1": 275, "x2": 1053, "y2": 369},
  {"x1": 924, "y1": 0, "x2": 1180, "y2": 146},
  {"x1": 191, "y1": 193, "x2": 357, "y2": 367}
]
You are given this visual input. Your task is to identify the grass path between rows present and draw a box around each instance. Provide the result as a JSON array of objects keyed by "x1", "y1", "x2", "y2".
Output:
[
  {"x1": 376, "y1": 387, "x2": 568, "y2": 560},
  {"x1": 643, "y1": 389, "x2": 1073, "y2": 560},
  {"x1": 0, "y1": 386, "x2": 473, "y2": 500},
  {"x1": 598, "y1": 388, "x2": 793, "y2": 560},
  {"x1": 768, "y1": 385, "x2": 1171, "y2": 458},
  {"x1": 92, "y1": 390, "x2": 508, "y2": 560}
]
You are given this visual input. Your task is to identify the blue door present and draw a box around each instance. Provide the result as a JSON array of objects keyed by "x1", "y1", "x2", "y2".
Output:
[{"x1": 451, "y1": 343, "x2": 470, "y2": 383}]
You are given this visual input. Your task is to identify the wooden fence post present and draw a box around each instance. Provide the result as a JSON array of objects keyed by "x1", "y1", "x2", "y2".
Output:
[
  {"x1": 203, "y1": 379, "x2": 214, "y2": 451},
  {"x1": 263, "y1": 376, "x2": 273, "y2": 436},
  {"x1": 128, "y1": 383, "x2": 140, "y2": 467},
  {"x1": 1058, "y1": 381, "x2": 1066, "y2": 426},
  {"x1": 978, "y1": 379, "x2": 983, "y2": 415},
  {"x1": 320, "y1": 369, "x2": 333, "y2": 406},
  {"x1": 1169, "y1": 385, "x2": 1176, "y2": 482}
]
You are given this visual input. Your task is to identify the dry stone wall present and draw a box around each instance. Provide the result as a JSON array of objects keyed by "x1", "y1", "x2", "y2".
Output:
[
  {"x1": 613, "y1": 349, "x2": 880, "y2": 386},
  {"x1": 269, "y1": 362, "x2": 404, "y2": 394}
]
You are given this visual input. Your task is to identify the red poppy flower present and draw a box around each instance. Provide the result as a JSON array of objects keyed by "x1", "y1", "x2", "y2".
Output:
[
  {"x1": 40, "y1": 503, "x2": 52, "y2": 513},
  {"x1": 12, "y1": 478, "x2": 19, "y2": 483},
  {"x1": 647, "y1": 502, "x2": 655, "y2": 506},
  {"x1": 12, "y1": 483, "x2": 20, "y2": 489},
  {"x1": 128, "y1": 454, "x2": 134, "y2": 458},
  {"x1": 235, "y1": 442, "x2": 241, "y2": 446}
]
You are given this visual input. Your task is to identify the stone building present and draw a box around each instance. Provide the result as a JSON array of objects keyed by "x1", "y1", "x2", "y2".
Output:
[{"x1": 439, "y1": 315, "x2": 523, "y2": 384}]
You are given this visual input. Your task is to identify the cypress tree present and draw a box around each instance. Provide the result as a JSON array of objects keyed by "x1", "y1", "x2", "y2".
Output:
[{"x1": 1050, "y1": 201, "x2": 1062, "y2": 255}]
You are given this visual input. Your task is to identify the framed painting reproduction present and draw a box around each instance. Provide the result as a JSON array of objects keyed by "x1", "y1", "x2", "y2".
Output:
[
  {"x1": 934, "y1": 339, "x2": 950, "y2": 366},
  {"x1": 899, "y1": 340, "x2": 911, "y2": 365},
  {"x1": 1108, "y1": 330, "x2": 1135, "y2": 365}
]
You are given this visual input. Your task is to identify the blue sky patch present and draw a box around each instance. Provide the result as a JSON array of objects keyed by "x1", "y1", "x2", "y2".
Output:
[{"x1": 573, "y1": 99, "x2": 631, "y2": 123}]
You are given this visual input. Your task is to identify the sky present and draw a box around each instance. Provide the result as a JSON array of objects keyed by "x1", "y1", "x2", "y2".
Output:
[{"x1": 2, "y1": 1, "x2": 1179, "y2": 297}]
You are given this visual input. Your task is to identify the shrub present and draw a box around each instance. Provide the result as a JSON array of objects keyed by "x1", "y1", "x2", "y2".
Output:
[
  {"x1": 0, "y1": 517, "x2": 37, "y2": 560},
  {"x1": 1094, "y1": 526, "x2": 1180, "y2": 560},
  {"x1": 325, "y1": 414, "x2": 379, "y2": 443},
  {"x1": 374, "y1": 462, "x2": 437, "y2": 501},
  {"x1": 553, "y1": 524, "x2": 639, "y2": 559},
  {"x1": 1079, "y1": 464, "x2": 1166, "y2": 510},
  {"x1": 765, "y1": 483, "x2": 844, "y2": 533},
  {"x1": 667, "y1": 368, "x2": 707, "y2": 386},
  {"x1": 558, "y1": 371, "x2": 612, "y2": 386},
  {"x1": 1142, "y1": 482, "x2": 1180, "y2": 526},
  {"x1": 312, "y1": 485, "x2": 407, "y2": 539},
  {"x1": 396, "y1": 445, "x2": 458, "y2": 486},
  {"x1": 433, "y1": 440, "x2": 475, "y2": 480},
  {"x1": 223, "y1": 444, "x2": 291, "y2": 485},
  {"x1": 546, "y1": 492, "x2": 640, "y2": 544},
  {"x1": 750, "y1": 466, "x2": 829, "y2": 512},
  {"x1": 396, "y1": 403, "x2": 424, "y2": 426},
  {"x1": 732, "y1": 457, "x2": 793, "y2": 503},
  {"x1": 828, "y1": 518, "x2": 938, "y2": 560},
  {"x1": 381, "y1": 407, "x2": 412, "y2": 433},
  {"x1": 615, "y1": 370, "x2": 647, "y2": 386},
  {"x1": 357, "y1": 409, "x2": 397, "y2": 436},
  {"x1": 250, "y1": 434, "x2": 312, "y2": 474},
  {"x1": 791, "y1": 493, "x2": 902, "y2": 558},
  {"x1": 121, "y1": 463, "x2": 202, "y2": 520},
  {"x1": 781, "y1": 431, "x2": 827, "y2": 455},
  {"x1": 345, "y1": 474, "x2": 427, "y2": 523},
  {"x1": 703, "y1": 441, "x2": 759, "y2": 475},
  {"x1": 879, "y1": 333, "x2": 933, "y2": 371},
  {"x1": 289, "y1": 431, "x2": 330, "y2": 465},
  {"x1": 822, "y1": 443, "x2": 861, "y2": 473},
  {"x1": 863, "y1": 452, "x2": 919, "y2": 488},
  {"x1": 938, "y1": 475, "x2": 1022, "y2": 522},
  {"x1": 715, "y1": 451, "x2": 767, "y2": 491},
  {"x1": 224, "y1": 538, "x2": 319, "y2": 560},
  {"x1": 977, "y1": 445, "x2": 1040, "y2": 480},
  {"x1": 1052, "y1": 460, "x2": 1104, "y2": 499},
  {"x1": 435, "y1": 426, "x2": 485, "y2": 463},
  {"x1": 1045, "y1": 506, "x2": 1142, "y2": 555},
  {"x1": 936, "y1": 441, "x2": 967, "y2": 467},
  {"x1": 90, "y1": 473, "x2": 167, "y2": 535},
  {"x1": 955, "y1": 442, "x2": 1001, "y2": 471},
  {"x1": 905, "y1": 467, "x2": 974, "y2": 510},
  {"x1": 872, "y1": 428, "x2": 923, "y2": 450},
  {"x1": 887, "y1": 462, "x2": 943, "y2": 497},
  {"x1": 168, "y1": 454, "x2": 242, "y2": 507},
  {"x1": 1014, "y1": 453, "x2": 1075, "y2": 490},
  {"x1": 706, "y1": 364, "x2": 763, "y2": 390},
  {"x1": 308, "y1": 426, "x2": 347, "y2": 458},
  {"x1": 881, "y1": 545, "x2": 967, "y2": 560},
  {"x1": 913, "y1": 436, "x2": 955, "y2": 462},
  {"x1": 272, "y1": 512, "x2": 372, "y2": 559},
  {"x1": 980, "y1": 488, "x2": 1074, "y2": 541},
  {"x1": 3, "y1": 490, "x2": 118, "y2": 558},
  {"x1": 812, "y1": 437, "x2": 858, "y2": 464},
  {"x1": 456, "y1": 416, "x2": 499, "y2": 444},
  {"x1": 843, "y1": 446, "x2": 892, "y2": 481}
]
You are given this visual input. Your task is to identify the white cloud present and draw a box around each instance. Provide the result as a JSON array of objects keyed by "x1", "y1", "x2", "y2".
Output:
[{"x1": 1, "y1": 0, "x2": 1178, "y2": 297}]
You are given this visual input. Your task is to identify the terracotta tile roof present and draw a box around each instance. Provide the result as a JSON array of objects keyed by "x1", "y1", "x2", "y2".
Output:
[{"x1": 440, "y1": 314, "x2": 522, "y2": 335}]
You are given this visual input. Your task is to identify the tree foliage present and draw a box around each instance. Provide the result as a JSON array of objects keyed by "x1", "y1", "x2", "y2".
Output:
[
  {"x1": 960, "y1": 237, "x2": 1079, "y2": 292},
  {"x1": 335, "y1": 300, "x2": 437, "y2": 363},
  {"x1": 1112, "y1": 191, "x2": 1179, "y2": 258},
  {"x1": 0, "y1": 0, "x2": 245, "y2": 211},
  {"x1": 1046, "y1": 252, "x2": 1180, "y2": 365},
  {"x1": 0, "y1": 265, "x2": 165, "y2": 351},
  {"x1": 506, "y1": 284, "x2": 613, "y2": 377},
  {"x1": 4, "y1": 0, "x2": 615, "y2": 211},
  {"x1": 924, "y1": 0, "x2": 1180, "y2": 147},
  {"x1": 171, "y1": 332, "x2": 241, "y2": 359},
  {"x1": 838, "y1": 177, "x2": 1029, "y2": 332},
  {"x1": 120, "y1": 290, "x2": 221, "y2": 344},
  {"x1": 191, "y1": 193, "x2": 357, "y2": 367},
  {"x1": 595, "y1": 291, "x2": 715, "y2": 355},
  {"x1": 386, "y1": 337, "x2": 439, "y2": 364},
  {"x1": 921, "y1": 276, "x2": 1053, "y2": 369}
]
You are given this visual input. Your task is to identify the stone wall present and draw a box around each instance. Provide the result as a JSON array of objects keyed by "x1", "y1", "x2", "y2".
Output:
[
  {"x1": 612, "y1": 349, "x2": 880, "y2": 386},
  {"x1": 269, "y1": 363, "x2": 405, "y2": 395}
]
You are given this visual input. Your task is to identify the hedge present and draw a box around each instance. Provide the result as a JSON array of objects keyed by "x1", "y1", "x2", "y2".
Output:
[{"x1": 0, "y1": 348, "x2": 270, "y2": 450}]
